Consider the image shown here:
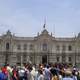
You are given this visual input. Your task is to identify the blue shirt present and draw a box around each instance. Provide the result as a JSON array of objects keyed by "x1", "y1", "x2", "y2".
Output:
[{"x1": 63, "y1": 77, "x2": 74, "y2": 80}]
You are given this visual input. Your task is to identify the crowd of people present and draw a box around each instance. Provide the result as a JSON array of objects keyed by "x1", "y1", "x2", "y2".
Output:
[{"x1": 0, "y1": 63, "x2": 80, "y2": 80}]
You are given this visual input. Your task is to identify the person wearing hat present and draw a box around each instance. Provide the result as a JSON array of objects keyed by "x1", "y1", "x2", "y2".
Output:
[{"x1": 62, "y1": 70, "x2": 74, "y2": 80}]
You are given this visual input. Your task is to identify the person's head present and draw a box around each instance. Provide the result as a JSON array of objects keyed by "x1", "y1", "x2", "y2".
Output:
[
  {"x1": 38, "y1": 69, "x2": 43, "y2": 74},
  {"x1": 46, "y1": 64, "x2": 49, "y2": 68},
  {"x1": 50, "y1": 69, "x2": 57, "y2": 76},
  {"x1": 65, "y1": 71, "x2": 72, "y2": 77},
  {"x1": 28, "y1": 65, "x2": 33, "y2": 72}
]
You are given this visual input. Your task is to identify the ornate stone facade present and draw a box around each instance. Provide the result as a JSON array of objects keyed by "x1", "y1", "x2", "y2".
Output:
[{"x1": 0, "y1": 29, "x2": 80, "y2": 66}]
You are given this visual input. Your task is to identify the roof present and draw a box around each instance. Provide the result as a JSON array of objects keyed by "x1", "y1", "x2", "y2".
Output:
[
  {"x1": 55, "y1": 37, "x2": 75, "y2": 41},
  {"x1": 13, "y1": 36, "x2": 34, "y2": 41},
  {"x1": 41, "y1": 29, "x2": 48, "y2": 35}
]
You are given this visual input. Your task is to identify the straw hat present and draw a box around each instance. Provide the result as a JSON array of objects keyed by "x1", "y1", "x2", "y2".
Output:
[{"x1": 65, "y1": 69, "x2": 72, "y2": 75}]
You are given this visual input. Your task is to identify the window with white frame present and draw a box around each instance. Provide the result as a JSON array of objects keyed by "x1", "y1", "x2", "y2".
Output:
[{"x1": 6, "y1": 42, "x2": 9, "y2": 50}]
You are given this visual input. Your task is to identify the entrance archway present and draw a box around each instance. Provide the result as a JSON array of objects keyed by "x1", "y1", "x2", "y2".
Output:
[{"x1": 42, "y1": 55, "x2": 47, "y2": 64}]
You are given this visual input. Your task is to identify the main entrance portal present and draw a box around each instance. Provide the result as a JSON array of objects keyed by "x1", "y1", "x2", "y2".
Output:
[{"x1": 42, "y1": 55, "x2": 47, "y2": 64}]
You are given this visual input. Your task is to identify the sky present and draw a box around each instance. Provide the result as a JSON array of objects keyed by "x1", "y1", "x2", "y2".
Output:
[{"x1": 0, "y1": 0, "x2": 80, "y2": 37}]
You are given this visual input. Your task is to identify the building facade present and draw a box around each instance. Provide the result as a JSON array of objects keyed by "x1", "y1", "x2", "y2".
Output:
[{"x1": 0, "y1": 28, "x2": 80, "y2": 66}]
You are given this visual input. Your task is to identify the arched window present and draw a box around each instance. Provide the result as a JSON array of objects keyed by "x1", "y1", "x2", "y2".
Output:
[
  {"x1": 43, "y1": 43, "x2": 47, "y2": 51},
  {"x1": 68, "y1": 45, "x2": 72, "y2": 51},
  {"x1": 6, "y1": 43, "x2": 9, "y2": 50}
]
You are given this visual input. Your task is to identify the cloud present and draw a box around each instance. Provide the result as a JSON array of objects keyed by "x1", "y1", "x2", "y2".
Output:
[{"x1": 0, "y1": 0, "x2": 80, "y2": 37}]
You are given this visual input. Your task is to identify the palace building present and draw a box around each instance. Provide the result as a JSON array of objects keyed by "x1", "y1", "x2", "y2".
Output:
[{"x1": 0, "y1": 26, "x2": 80, "y2": 66}]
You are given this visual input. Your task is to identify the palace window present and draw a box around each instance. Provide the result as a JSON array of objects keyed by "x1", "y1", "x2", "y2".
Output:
[
  {"x1": 43, "y1": 43, "x2": 47, "y2": 51},
  {"x1": 17, "y1": 44, "x2": 21, "y2": 50},
  {"x1": 68, "y1": 57, "x2": 72, "y2": 62},
  {"x1": 29, "y1": 44, "x2": 34, "y2": 50},
  {"x1": 57, "y1": 57, "x2": 60, "y2": 62},
  {"x1": 23, "y1": 44, "x2": 27, "y2": 50},
  {"x1": 68, "y1": 45, "x2": 72, "y2": 51},
  {"x1": 6, "y1": 43, "x2": 9, "y2": 50}
]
